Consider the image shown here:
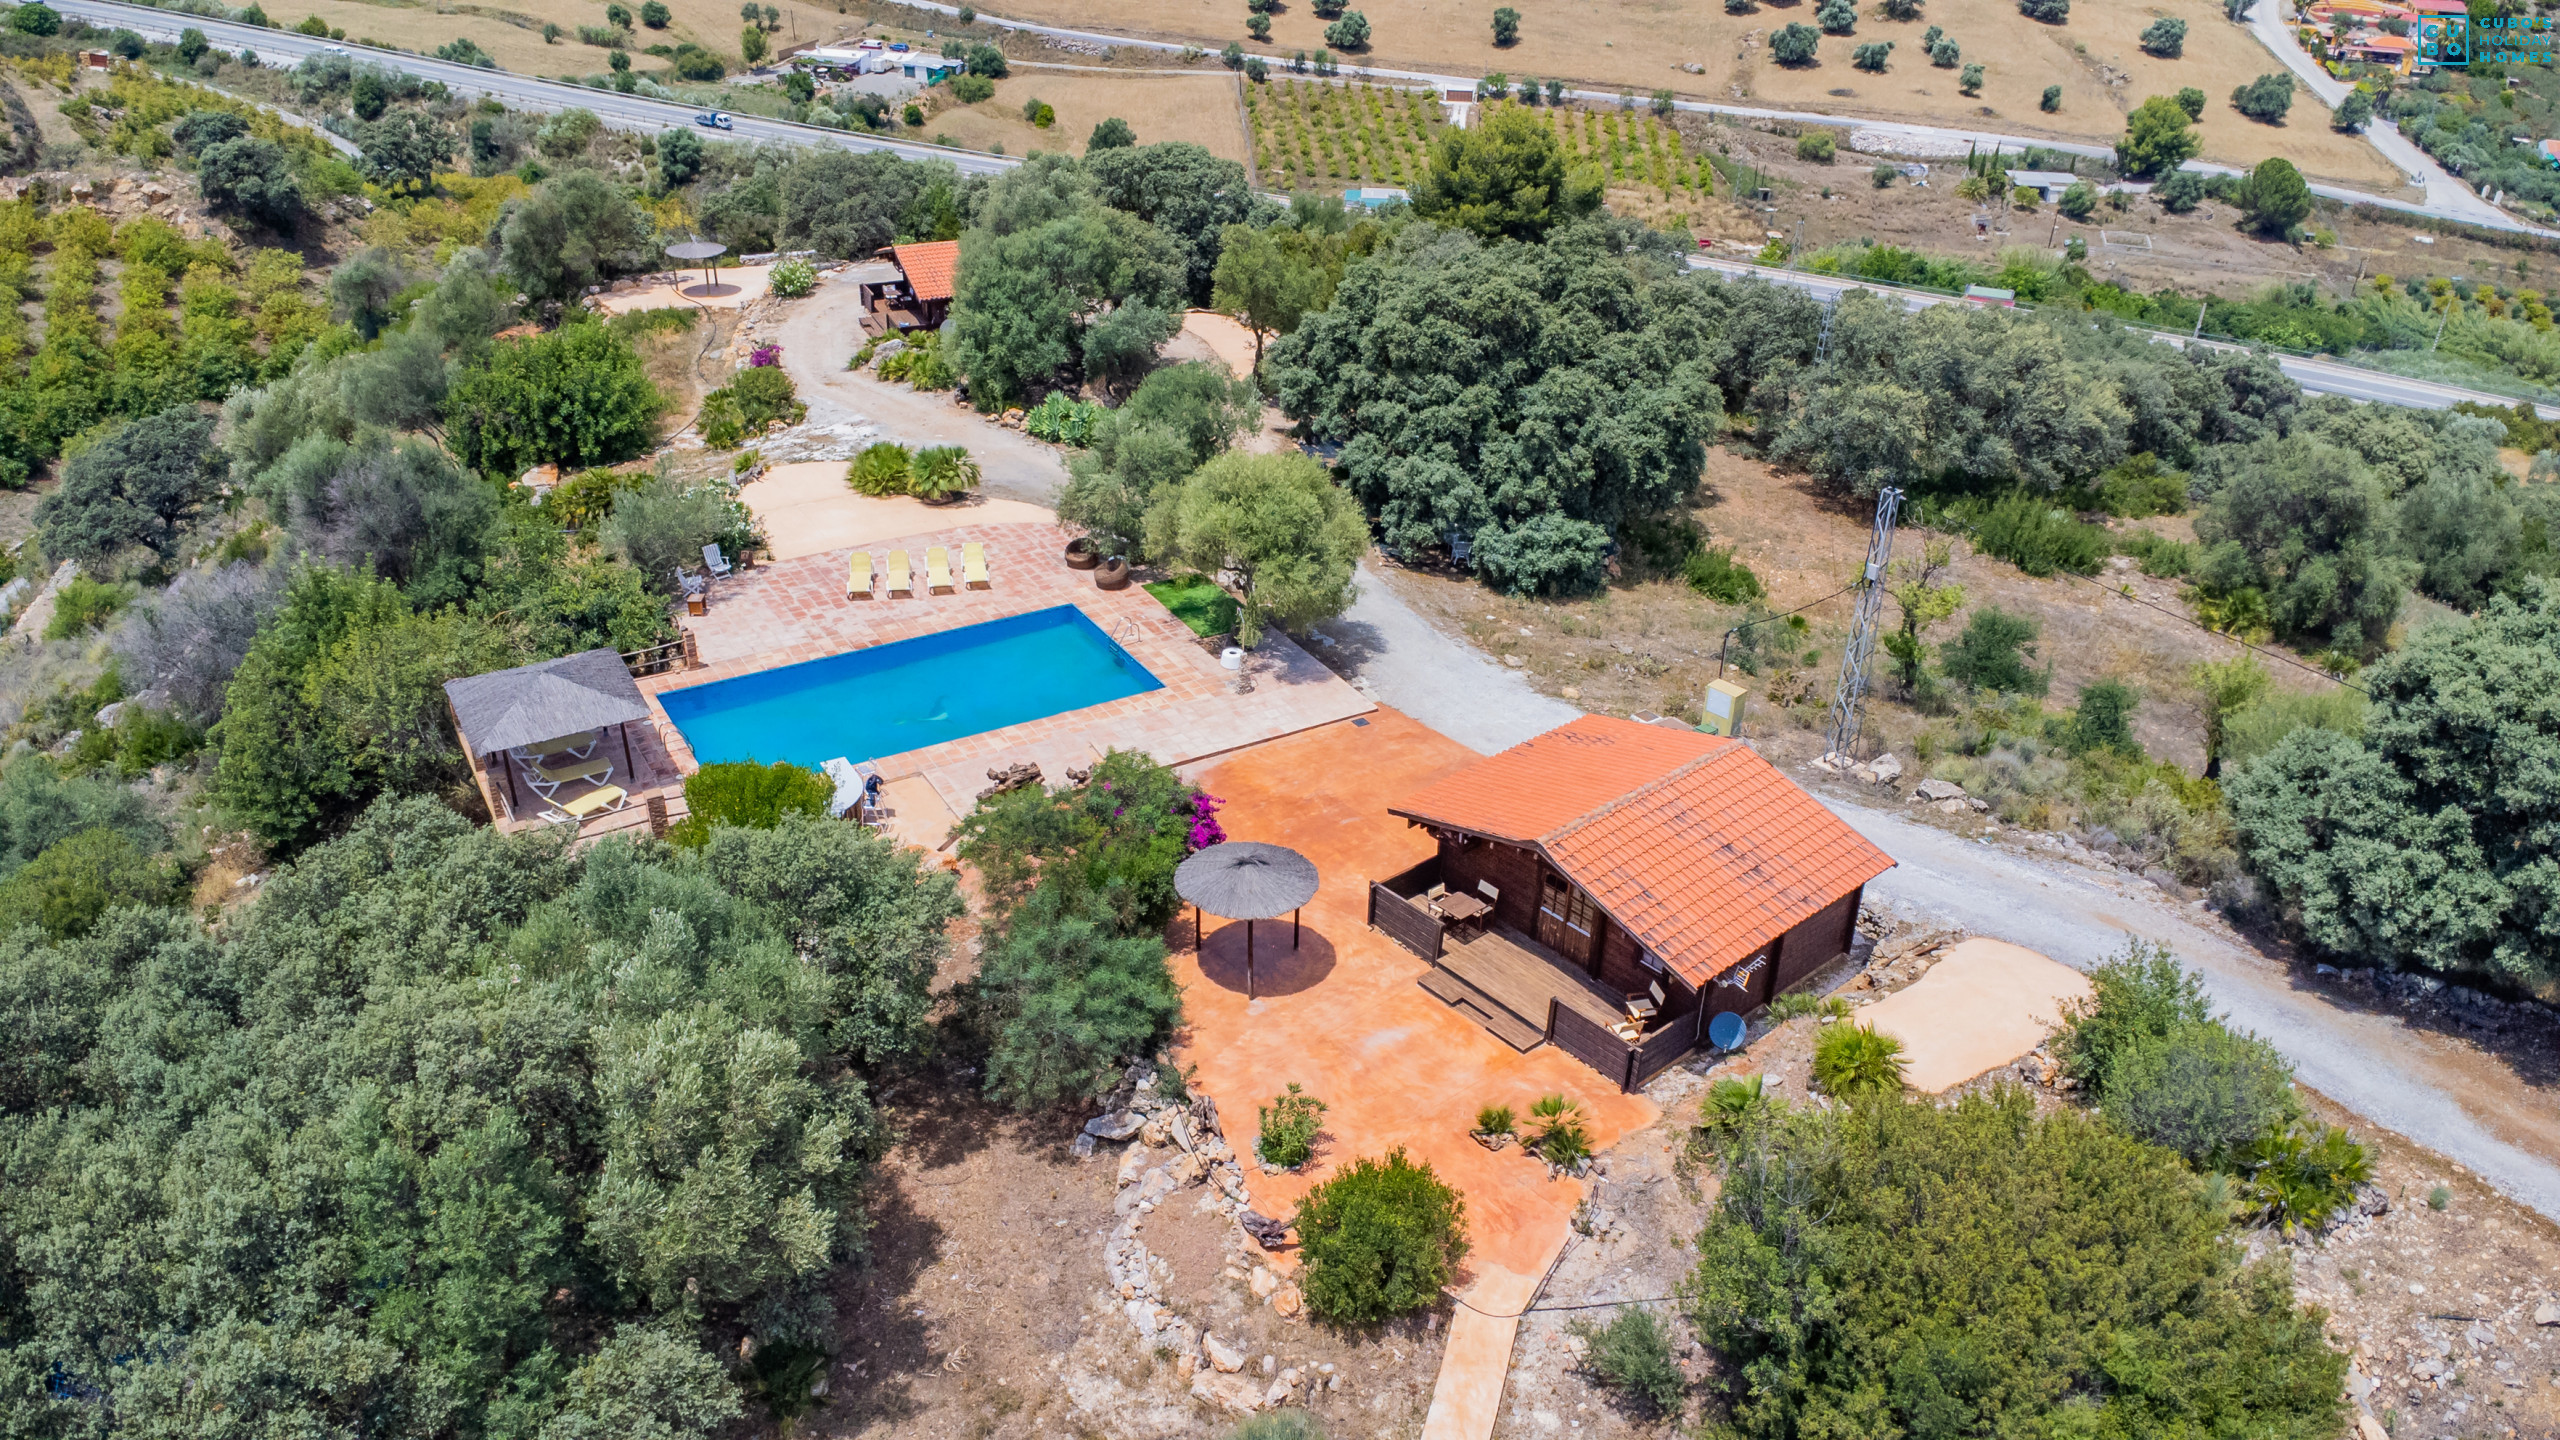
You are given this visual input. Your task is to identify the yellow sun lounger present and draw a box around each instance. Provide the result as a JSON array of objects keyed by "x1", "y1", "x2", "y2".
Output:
[
  {"x1": 544, "y1": 784, "x2": 629, "y2": 823},
  {"x1": 846, "y1": 550, "x2": 874, "y2": 599},
  {"x1": 510, "y1": 729, "x2": 599, "y2": 762},
  {"x1": 523, "y1": 753, "x2": 612, "y2": 798},
  {"x1": 886, "y1": 549, "x2": 913, "y2": 598},
  {"x1": 925, "y1": 546, "x2": 955, "y2": 594},
  {"x1": 962, "y1": 542, "x2": 989, "y2": 589}
]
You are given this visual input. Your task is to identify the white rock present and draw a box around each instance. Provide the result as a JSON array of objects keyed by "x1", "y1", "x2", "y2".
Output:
[
  {"x1": 1261, "y1": 1354, "x2": 1277, "y2": 1375},
  {"x1": 1205, "y1": 1334, "x2": 1246, "y2": 1373},
  {"x1": 1250, "y1": 1265, "x2": 1279, "y2": 1299},
  {"x1": 1913, "y1": 777, "x2": 1967, "y2": 802},
  {"x1": 1263, "y1": 1379, "x2": 1291, "y2": 1407},
  {"x1": 1190, "y1": 1369, "x2": 1263, "y2": 1414},
  {"x1": 1117, "y1": 1143, "x2": 1148, "y2": 1187},
  {"x1": 2536, "y1": 1300, "x2": 2560, "y2": 1325}
]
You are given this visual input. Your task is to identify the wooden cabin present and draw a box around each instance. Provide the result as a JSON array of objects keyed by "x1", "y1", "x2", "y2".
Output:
[{"x1": 1373, "y1": 715, "x2": 1894, "y2": 1090}]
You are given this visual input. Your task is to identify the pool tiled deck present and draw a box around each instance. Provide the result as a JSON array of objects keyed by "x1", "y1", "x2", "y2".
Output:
[{"x1": 625, "y1": 520, "x2": 1374, "y2": 835}]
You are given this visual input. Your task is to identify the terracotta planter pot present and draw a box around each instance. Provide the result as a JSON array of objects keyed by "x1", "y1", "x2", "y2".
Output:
[
  {"x1": 1094, "y1": 557, "x2": 1131, "y2": 591},
  {"x1": 1064, "y1": 537, "x2": 1101, "y2": 570}
]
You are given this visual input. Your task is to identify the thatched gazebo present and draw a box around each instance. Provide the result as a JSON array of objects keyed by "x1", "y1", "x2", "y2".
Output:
[
  {"x1": 444, "y1": 649, "x2": 654, "y2": 819},
  {"x1": 1176, "y1": 841, "x2": 1320, "y2": 1000}
]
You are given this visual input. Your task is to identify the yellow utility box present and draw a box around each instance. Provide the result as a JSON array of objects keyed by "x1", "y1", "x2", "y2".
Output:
[{"x1": 1700, "y1": 678, "x2": 1749, "y2": 737}]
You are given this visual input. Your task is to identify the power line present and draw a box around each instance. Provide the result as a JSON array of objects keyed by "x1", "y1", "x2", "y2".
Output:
[{"x1": 1452, "y1": 1290, "x2": 1683, "y2": 1319}]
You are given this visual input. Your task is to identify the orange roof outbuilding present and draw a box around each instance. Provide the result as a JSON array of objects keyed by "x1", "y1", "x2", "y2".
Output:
[
  {"x1": 890, "y1": 240, "x2": 960, "y2": 302},
  {"x1": 1389, "y1": 715, "x2": 1895, "y2": 990}
]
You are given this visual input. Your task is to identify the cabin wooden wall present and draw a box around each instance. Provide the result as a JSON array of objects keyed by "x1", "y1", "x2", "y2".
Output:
[
  {"x1": 1774, "y1": 884, "x2": 1863, "y2": 992},
  {"x1": 1598, "y1": 923, "x2": 1697, "y2": 1017},
  {"x1": 1436, "y1": 836, "x2": 1543, "y2": 935}
]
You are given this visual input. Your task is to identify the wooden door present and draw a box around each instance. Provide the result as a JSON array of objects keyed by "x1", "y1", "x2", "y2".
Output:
[{"x1": 1537, "y1": 871, "x2": 1600, "y2": 971}]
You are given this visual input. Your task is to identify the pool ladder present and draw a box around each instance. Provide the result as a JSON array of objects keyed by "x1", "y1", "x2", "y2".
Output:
[{"x1": 1112, "y1": 615, "x2": 1146, "y2": 647}]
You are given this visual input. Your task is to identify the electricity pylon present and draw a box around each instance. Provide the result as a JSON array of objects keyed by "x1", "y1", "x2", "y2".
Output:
[{"x1": 1822, "y1": 485, "x2": 1903, "y2": 761}]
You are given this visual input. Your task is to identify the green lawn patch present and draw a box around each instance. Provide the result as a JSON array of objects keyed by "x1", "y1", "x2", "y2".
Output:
[{"x1": 1144, "y1": 576, "x2": 1238, "y2": 638}]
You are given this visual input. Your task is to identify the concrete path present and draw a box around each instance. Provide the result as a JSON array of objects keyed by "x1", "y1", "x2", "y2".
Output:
[{"x1": 767, "y1": 281, "x2": 1071, "y2": 509}]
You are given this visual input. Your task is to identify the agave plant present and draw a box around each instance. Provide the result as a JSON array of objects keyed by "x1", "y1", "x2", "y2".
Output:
[
  {"x1": 845, "y1": 442, "x2": 912, "y2": 497},
  {"x1": 1812, "y1": 1021, "x2": 1908, "y2": 1099},
  {"x1": 909, "y1": 445, "x2": 982, "y2": 502}
]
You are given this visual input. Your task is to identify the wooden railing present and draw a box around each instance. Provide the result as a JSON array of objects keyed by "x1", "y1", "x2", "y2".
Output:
[
  {"x1": 1629, "y1": 1009, "x2": 1704, "y2": 1090},
  {"x1": 1546, "y1": 997, "x2": 1703, "y2": 1093},
  {"x1": 622, "y1": 633, "x2": 698, "y2": 677},
  {"x1": 1546, "y1": 1001, "x2": 1633, "y2": 1089},
  {"x1": 1367, "y1": 881, "x2": 1443, "y2": 961}
]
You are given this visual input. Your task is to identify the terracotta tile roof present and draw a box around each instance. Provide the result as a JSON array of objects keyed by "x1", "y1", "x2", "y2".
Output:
[
  {"x1": 892, "y1": 240, "x2": 960, "y2": 302},
  {"x1": 1390, "y1": 715, "x2": 1894, "y2": 989}
]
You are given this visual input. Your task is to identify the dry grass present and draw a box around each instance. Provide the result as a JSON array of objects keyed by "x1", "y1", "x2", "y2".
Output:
[
  {"x1": 924, "y1": 69, "x2": 1250, "y2": 161},
  {"x1": 946, "y1": 0, "x2": 2404, "y2": 190}
]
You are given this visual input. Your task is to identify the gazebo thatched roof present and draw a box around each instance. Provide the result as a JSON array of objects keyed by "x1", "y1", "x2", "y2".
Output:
[
  {"x1": 444, "y1": 649, "x2": 650, "y2": 757},
  {"x1": 1175, "y1": 842, "x2": 1319, "y2": 921}
]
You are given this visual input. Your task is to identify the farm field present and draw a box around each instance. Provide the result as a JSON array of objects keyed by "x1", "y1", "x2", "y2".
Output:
[
  {"x1": 257, "y1": 0, "x2": 683, "y2": 75},
  {"x1": 932, "y1": 68, "x2": 1251, "y2": 161},
  {"x1": 939, "y1": 0, "x2": 2407, "y2": 190}
]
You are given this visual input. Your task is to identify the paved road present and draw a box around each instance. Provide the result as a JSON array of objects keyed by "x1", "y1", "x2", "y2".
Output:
[
  {"x1": 1688, "y1": 252, "x2": 2560, "y2": 419},
  {"x1": 1339, "y1": 563, "x2": 2560, "y2": 1220},
  {"x1": 51, "y1": 0, "x2": 1019, "y2": 174},
  {"x1": 2234, "y1": 0, "x2": 2524, "y2": 231}
]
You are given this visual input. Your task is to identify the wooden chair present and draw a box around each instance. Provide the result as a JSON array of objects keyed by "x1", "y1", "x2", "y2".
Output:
[{"x1": 1624, "y1": 980, "x2": 1666, "y2": 1024}]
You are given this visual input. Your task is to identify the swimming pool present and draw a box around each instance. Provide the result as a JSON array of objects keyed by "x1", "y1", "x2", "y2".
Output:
[{"x1": 661, "y1": 605, "x2": 1164, "y2": 769}]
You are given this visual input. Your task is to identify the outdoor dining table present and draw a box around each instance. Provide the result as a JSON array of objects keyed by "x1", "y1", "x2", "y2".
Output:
[{"x1": 1432, "y1": 890, "x2": 1490, "y2": 939}]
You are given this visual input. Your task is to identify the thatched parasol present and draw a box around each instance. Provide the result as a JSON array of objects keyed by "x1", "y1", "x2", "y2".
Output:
[{"x1": 1175, "y1": 842, "x2": 1319, "y2": 999}]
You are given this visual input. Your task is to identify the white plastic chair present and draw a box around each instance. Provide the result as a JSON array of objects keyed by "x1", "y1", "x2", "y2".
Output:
[{"x1": 702, "y1": 544, "x2": 733, "y2": 579}]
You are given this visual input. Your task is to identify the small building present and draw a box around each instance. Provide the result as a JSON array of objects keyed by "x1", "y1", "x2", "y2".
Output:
[
  {"x1": 2003, "y1": 167, "x2": 2082, "y2": 201},
  {"x1": 1342, "y1": 186, "x2": 1410, "y2": 209},
  {"x1": 2336, "y1": 31, "x2": 2417, "y2": 71},
  {"x1": 855, "y1": 239, "x2": 958, "y2": 333},
  {"x1": 794, "y1": 45, "x2": 890, "y2": 75},
  {"x1": 900, "y1": 52, "x2": 962, "y2": 82},
  {"x1": 1371, "y1": 715, "x2": 1894, "y2": 1090}
]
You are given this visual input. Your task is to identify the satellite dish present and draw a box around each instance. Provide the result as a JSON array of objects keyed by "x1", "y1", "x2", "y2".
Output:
[{"x1": 1707, "y1": 1011, "x2": 1746, "y2": 1051}]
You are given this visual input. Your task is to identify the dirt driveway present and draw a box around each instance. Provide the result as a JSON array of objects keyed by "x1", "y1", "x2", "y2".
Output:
[{"x1": 766, "y1": 279, "x2": 1072, "y2": 508}]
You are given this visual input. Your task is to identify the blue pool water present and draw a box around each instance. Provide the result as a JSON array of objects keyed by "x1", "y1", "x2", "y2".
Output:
[{"x1": 662, "y1": 605, "x2": 1164, "y2": 768}]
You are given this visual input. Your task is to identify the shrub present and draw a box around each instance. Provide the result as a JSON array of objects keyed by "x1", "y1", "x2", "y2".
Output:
[
  {"x1": 2231, "y1": 73, "x2": 2294, "y2": 124},
  {"x1": 846, "y1": 442, "x2": 913, "y2": 496},
  {"x1": 1683, "y1": 546, "x2": 1765, "y2": 604},
  {"x1": 1492, "y1": 5, "x2": 1519, "y2": 44},
  {"x1": 909, "y1": 445, "x2": 981, "y2": 501},
  {"x1": 1957, "y1": 489, "x2": 2109, "y2": 576},
  {"x1": 1767, "y1": 991, "x2": 1851, "y2": 1022},
  {"x1": 1697, "y1": 1073, "x2": 1773, "y2": 1148},
  {"x1": 2017, "y1": 0, "x2": 2067, "y2": 20},
  {"x1": 2427, "y1": 1184, "x2": 2450, "y2": 1211},
  {"x1": 2058, "y1": 180, "x2": 2095, "y2": 219},
  {"x1": 1293, "y1": 1148, "x2": 1468, "y2": 1325},
  {"x1": 2040, "y1": 84, "x2": 2062, "y2": 112},
  {"x1": 1565, "y1": 1308, "x2": 1685, "y2": 1417},
  {"x1": 965, "y1": 41, "x2": 1008, "y2": 76},
  {"x1": 952, "y1": 749, "x2": 1209, "y2": 931},
  {"x1": 2098, "y1": 454, "x2": 2187, "y2": 517},
  {"x1": 2176, "y1": 85, "x2": 2206, "y2": 118},
  {"x1": 975, "y1": 881, "x2": 1183, "y2": 1110},
  {"x1": 2332, "y1": 87, "x2": 2372, "y2": 133},
  {"x1": 2102, "y1": 1022, "x2": 2296, "y2": 1165},
  {"x1": 1689, "y1": 1089, "x2": 2349, "y2": 1440},
  {"x1": 666, "y1": 760, "x2": 832, "y2": 846},
  {"x1": 1812, "y1": 1022, "x2": 1906, "y2": 1097},
  {"x1": 1323, "y1": 10, "x2": 1370, "y2": 49},
  {"x1": 767, "y1": 256, "x2": 816, "y2": 297},
  {"x1": 42, "y1": 576, "x2": 137, "y2": 641},
  {"x1": 1816, "y1": 0, "x2": 1856, "y2": 32},
  {"x1": 2156, "y1": 166, "x2": 2206, "y2": 212},
  {"x1": 1852, "y1": 40, "x2": 1892, "y2": 71},
  {"x1": 1958, "y1": 62, "x2": 1983, "y2": 95},
  {"x1": 7, "y1": 3, "x2": 60, "y2": 36},
  {"x1": 0, "y1": 827, "x2": 179, "y2": 939},
  {"x1": 2064, "y1": 678, "x2": 2139, "y2": 755},
  {"x1": 2243, "y1": 1123, "x2": 2371, "y2": 1233},
  {"x1": 724, "y1": 364, "x2": 805, "y2": 433},
  {"x1": 1525, "y1": 1093, "x2": 1591, "y2": 1166},
  {"x1": 1770, "y1": 22, "x2": 1820, "y2": 64},
  {"x1": 1025, "y1": 391, "x2": 1099, "y2": 445},
  {"x1": 1872, "y1": 162, "x2": 1899, "y2": 189},
  {"x1": 951, "y1": 71, "x2": 994, "y2": 103},
  {"x1": 1794, "y1": 129, "x2": 1835, "y2": 163},
  {"x1": 2139, "y1": 16, "x2": 2186, "y2": 56},
  {"x1": 1257, "y1": 1082, "x2": 1327, "y2": 1168},
  {"x1": 1474, "y1": 1103, "x2": 1515, "y2": 1136},
  {"x1": 1931, "y1": 36, "x2": 1959, "y2": 65},
  {"x1": 2052, "y1": 937, "x2": 2212, "y2": 1095}
]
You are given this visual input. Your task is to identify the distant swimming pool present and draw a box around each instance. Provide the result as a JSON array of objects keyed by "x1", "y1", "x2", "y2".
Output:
[{"x1": 661, "y1": 605, "x2": 1164, "y2": 768}]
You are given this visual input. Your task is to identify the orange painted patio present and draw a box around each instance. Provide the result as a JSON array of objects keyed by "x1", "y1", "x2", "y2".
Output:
[{"x1": 1171, "y1": 706, "x2": 1661, "y2": 1293}]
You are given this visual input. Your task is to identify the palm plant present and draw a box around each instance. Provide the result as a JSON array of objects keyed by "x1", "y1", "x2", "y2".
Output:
[
  {"x1": 1474, "y1": 1103, "x2": 1515, "y2": 1137},
  {"x1": 1812, "y1": 1022, "x2": 1908, "y2": 1098},
  {"x1": 845, "y1": 441, "x2": 912, "y2": 496},
  {"x1": 908, "y1": 445, "x2": 981, "y2": 502}
]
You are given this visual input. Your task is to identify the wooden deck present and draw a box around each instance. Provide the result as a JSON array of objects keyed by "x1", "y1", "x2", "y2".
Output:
[
  {"x1": 1419, "y1": 966, "x2": 1546, "y2": 1051},
  {"x1": 1434, "y1": 923, "x2": 1629, "y2": 1035}
]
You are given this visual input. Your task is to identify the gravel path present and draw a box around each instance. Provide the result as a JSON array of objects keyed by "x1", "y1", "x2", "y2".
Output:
[{"x1": 1347, "y1": 566, "x2": 2560, "y2": 1220}]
